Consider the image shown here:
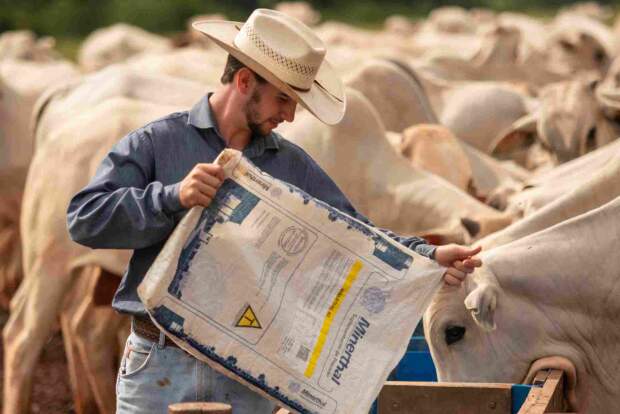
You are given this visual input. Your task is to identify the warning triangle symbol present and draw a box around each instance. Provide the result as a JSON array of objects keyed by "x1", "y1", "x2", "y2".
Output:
[{"x1": 236, "y1": 305, "x2": 262, "y2": 329}]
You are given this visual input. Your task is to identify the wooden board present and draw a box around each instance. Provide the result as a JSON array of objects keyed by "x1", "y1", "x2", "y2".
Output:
[
  {"x1": 378, "y1": 381, "x2": 512, "y2": 414},
  {"x1": 168, "y1": 402, "x2": 231, "y2": 413},
  {"x1": 517, "y1": 370, "x2": 570, "y2": 414}
]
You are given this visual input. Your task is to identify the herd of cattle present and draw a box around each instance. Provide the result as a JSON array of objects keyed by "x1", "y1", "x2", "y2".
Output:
[{"x1": 1, "y1": 2, "x2": 619, "y2": 413}]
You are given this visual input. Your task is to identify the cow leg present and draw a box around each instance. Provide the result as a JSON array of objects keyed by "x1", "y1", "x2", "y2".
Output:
[
  {"x1": 2, "y1": 259, "x2": 73, "y2": 414},
  {"x1": 69, "y1": 266, "x2": 124, "y2": 414},
  {"x1": 60, "y1": 267, "x2": 99, "y2": 414},
  {"x1": 0, "y1": 168, "x2": 26, "y2": 311}
]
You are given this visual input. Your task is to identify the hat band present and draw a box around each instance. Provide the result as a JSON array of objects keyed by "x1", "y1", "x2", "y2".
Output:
[{"x1": 234, "y1": 24, "x2": 320, "y2": 90}]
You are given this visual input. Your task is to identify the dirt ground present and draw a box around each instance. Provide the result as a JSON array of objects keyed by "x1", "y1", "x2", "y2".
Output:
[{"x1": 0, "y1": 310, "x2": 75, "y2": 414}]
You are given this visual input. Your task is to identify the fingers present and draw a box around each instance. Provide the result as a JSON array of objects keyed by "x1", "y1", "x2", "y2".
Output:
[
  {"x1": 443, "y1": 272, "x2": 463, "y2": 286},
  {"x1": 444, "y1": 267, "x2": 466, "y2": 282},
  {"x1": 461, "y1": 246, "x2": 482, "y2": 258},
  {"x1": 179, "y1": 163, "x2": 226, "y2": 208},
  {"x1": 463, "y1": 257, "x2": 482, "y2": 268},
  {"x1": 192, "y1": 169, "x2": 224, "y2": 189},
  {"x1": 453, "y1": 260, "x2": 475, "y2": 274},
  {"x1": 435, "y1": 244, "x2": 483, "y2": 267},
  {"x1": 193, "y1": 181, "x2": 219, "y2": 199},
  {"x1": 179, "y1": 186, "x2": 216, "y2": 208},
  {"x1": 441, "y1": 246, "x2": 482, "y2": 287},
  {"x1": 192, "y1": 191, "x2": 215, "y2": 208},
  {"x1": 197, "y1": 163, "x2": 225, "y2": 181}
]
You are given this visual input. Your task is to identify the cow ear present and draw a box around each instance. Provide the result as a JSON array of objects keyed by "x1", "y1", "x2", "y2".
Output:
[{"x1": 464, "y1": 283, "x2": 498, "y2": 331}]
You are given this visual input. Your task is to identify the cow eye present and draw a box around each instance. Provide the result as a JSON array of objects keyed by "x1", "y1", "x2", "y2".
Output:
[{"x1": 445, "y1": 325, "x2": 466, "y2": 345}]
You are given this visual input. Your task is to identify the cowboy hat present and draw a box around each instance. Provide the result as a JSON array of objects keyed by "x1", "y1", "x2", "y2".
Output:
[{"x1": 192, "y1": 8, "x2": 346, "y2": 125}]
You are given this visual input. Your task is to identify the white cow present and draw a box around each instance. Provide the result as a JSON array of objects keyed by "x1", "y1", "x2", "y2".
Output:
[
  {"x1": 394, "y1": 124, "x2": 528, "y2": 202},
  {"x1": 500, "y1": 139, "x2": 620, "y2": 216},
  {"x1": 595, "y1": 55, "x2": 620, "y2": 120},
  {"x1": 439, "y1": 81, "x2": 534, "y2": 153},
  {"x1": 78, "y1": 23, "x2": 172, "y2": 72},
  {"x1": 424, "y1": 195, "x2": 620, "y2": 413},
  {"x1": 4, "y1": 70, "x2": 205, "y2": 413},
  {"x1": 344, "y1": 58, "x2": 536, "y2": 154},
  {"x1": 398, "y1": 124, "x2": 473, "y2": 192},
  {"x1": 424, "y1": 6, "x2": 476, "y2": 34},
  {"x1": 277, "y1": 88, "x2": 514, "y2": 244},
  {"x1": 479, "y1": 147, "x2": 620, "y2": 249},
  {"x1": 0, "y1": 30, "x2": 59, "y2": 62},
  {"x1": 0, "y1": 167, "x2": 27, "y2": 310},
  {"x1": 546, "y1": 13, "x2": 616, "y2": 76},
  {"x1": 33, "y1": 63, "x2": 208, "y2": 147},
  {"x1": 344, "y1": 59, "x2": 438, "y2": 132},
  {"x1": 489, "y1": 76, "x2": 619, "y2": 171},
  {"x1": 0, "y1": 65, "x2": 207, "y2": 318},
  {"x1": 3, "y1": 98, "x2": 170, "y2": 414},
  {"x1": 124, "y1": 47, "x2": 226, "y2": 86},
  {"x1": 415, "y1": 11, "x2": 614, "y2": 90},
  {"x1": 384, "y1": 15, "x2": 418, "y2": 36},
  {"x1": 275, "y1": 1, "x2": 321, "y2": 26},
  {"x1": 413, "y1": 22, "x2": 563, "y2": 87},
  {"x1": 0, "y1": 59, "x2": 79, "y2": 170}
]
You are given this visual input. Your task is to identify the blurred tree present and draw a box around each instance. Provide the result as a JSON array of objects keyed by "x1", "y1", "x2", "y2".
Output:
[{"x1": 0, "y1": 0, "x2": 618, "y2": 37}]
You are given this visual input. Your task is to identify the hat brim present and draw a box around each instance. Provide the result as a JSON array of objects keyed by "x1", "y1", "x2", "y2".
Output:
[{"x1": 193, "y1": 20, "x2": 346, "y2": 125}]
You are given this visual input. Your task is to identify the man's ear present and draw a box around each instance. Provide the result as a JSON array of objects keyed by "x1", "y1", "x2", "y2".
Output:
[{"x1": 235, "y1": 67, "x2": 255, "y2": 95}]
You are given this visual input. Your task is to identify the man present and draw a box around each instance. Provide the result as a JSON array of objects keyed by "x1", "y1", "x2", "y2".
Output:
[{"x1": 67, "y1": 9, "x2": 481, "y2": 414}]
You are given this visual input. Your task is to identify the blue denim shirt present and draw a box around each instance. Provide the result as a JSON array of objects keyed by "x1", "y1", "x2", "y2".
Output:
[{"x1": 67, "y1": 95, "x2": 436, "y2": 316}]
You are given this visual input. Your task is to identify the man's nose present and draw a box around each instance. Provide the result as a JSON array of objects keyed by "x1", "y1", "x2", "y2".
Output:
[{"x1": 281, "y1": 101, "x2": 296, "y2": 123}]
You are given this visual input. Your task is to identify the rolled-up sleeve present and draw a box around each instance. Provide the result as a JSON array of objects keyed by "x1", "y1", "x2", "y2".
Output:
[
  {"x1": 375, "y1": 227, "x2": 437, "y2": 259},
  {"x1": 67, "y1": 131, "x2": 185, "y2": 250}
]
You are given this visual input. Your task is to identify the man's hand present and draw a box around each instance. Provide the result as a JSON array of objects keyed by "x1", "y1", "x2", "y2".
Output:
[
  {"x1": 434, "y1": 244, "x2": 482, "y2": 286},
  {"x1": 179, "y1": 163, "x2": 225, "y2": 209}
]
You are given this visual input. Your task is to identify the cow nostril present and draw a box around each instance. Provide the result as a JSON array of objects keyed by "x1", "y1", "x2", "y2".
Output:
[
  {"x1": 559, "y1": 40, "x2": 575, "y2": 52},
  {"x1": 586, "y1": 127, "x2": 597, "y2": 153},
  {"x1": 460, "y1": 217, "x2": 480, "y2": 238},
  {"x1": 445, "y1": 325, "x2": 466, "y2": 345}
]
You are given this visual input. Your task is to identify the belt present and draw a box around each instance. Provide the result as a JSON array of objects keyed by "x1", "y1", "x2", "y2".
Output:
[{"x1": 131, "y1": 315, "x2": 180, "y2": 349}]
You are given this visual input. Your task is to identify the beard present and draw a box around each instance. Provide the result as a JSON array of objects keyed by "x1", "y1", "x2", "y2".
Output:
[{"x1": 244, "y1": 88, "x2": 272, "y2": 137}]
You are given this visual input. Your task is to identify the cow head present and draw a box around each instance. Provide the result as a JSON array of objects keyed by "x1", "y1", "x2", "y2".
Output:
[
  {"x1": 492, "y1": 76, "x2": 613, "y2": 165},
  {"x1": 423, "y1": 265, "x2": 579, "y2": 410},
  {"x1": 546, "y1": 14, "x2": 613, "y2": 77},
  {"x1": 536, "y1": 76, "x2": 610, "y2": 163}
]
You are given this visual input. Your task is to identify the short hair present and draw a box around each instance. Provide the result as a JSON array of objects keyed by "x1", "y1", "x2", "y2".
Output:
[{"x1": 220, "y1": 54, "x2": 266, "y2": 84}]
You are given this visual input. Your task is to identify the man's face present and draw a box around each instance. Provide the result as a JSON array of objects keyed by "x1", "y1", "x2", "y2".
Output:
[{"x1": 244, "y1": 81, "x2": 297, "y2": 137}]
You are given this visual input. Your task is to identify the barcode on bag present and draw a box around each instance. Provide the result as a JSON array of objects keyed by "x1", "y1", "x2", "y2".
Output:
[{"x1": 296, "y1": 345, "x2": 310, "y2": 361}]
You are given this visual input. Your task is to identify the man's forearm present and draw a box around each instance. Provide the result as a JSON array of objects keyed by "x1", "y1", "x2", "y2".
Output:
[{"x1": 67, "y1": 181, "x2": 183, "y2": 250}]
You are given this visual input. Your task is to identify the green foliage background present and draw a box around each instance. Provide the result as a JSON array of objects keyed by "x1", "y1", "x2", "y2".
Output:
[{"x1": 1, "y1": 0, "x2": 619, "y2": 38}]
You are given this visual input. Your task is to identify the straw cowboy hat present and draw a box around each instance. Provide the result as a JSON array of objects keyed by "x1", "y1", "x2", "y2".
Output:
[{"x1": 192, "y1": 8, "x2": 346, "y2": 125}]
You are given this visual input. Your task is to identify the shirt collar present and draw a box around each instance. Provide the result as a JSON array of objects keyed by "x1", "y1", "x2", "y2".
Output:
[
  {"x1": 188, "y1": 94, "x2": 218, "y2": 131},
  {"x1": 188, "y1": 93, "x2": 280, "y2": 156}
]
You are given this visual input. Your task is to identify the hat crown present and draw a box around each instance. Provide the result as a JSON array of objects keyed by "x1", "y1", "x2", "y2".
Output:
[
  {"x1": 234, "y1": 9, "x2": 326, "y2": 90},
  {"x1": 191, "y1": 8, "x2": 346, "y2": 124}
]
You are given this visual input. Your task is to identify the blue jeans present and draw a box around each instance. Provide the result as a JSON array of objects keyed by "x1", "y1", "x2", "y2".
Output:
[{"x1": 116, "y1": 331, "x2": 277, "y2": 414}]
